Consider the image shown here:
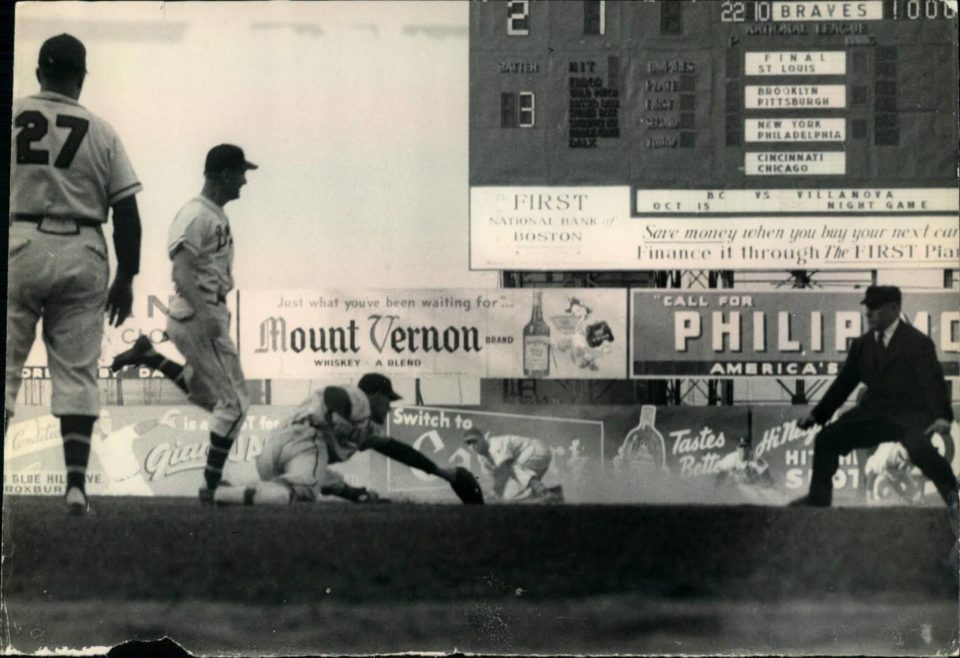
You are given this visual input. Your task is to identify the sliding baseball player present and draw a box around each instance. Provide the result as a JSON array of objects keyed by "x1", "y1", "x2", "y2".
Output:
[{"x1": 214, "y1": 374, "x2": 484, "y2": 505}]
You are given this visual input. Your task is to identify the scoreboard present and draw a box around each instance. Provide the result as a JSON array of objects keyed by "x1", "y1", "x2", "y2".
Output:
[
  {"x1": 469, "y1": 1, "x2": 958, "y2": 269},
  {"x1": 471, "y1": 0, "x2": 958, "y2": 201}
]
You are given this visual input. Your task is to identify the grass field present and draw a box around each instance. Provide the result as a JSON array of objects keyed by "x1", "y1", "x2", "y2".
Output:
[{"x1": 2, "y1": 496, "x2": 958, "y2": 655}]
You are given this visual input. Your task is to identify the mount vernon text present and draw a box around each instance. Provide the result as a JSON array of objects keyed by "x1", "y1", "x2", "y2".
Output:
[{"x1": 254, "y1": 315, "x2": 483, "y2": 355}]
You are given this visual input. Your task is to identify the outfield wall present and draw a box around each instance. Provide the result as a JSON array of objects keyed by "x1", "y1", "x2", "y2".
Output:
[{"x1": 5, "y1": 403, "x2": 958, "y2": 506}]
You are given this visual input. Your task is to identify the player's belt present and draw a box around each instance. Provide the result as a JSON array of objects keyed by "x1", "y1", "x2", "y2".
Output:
[
  {"x1": 198, "y1": 285, "x2": 228, "y2": 305},
  {"x1": 12, "y1": 213, "x2": 103, "y2": 235}
]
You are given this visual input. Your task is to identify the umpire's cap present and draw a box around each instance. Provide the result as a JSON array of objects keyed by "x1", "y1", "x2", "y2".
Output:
[
  {"x1": 204, "y1": 144, "x2": 259, "y2": 175},
  {"x1": 38, "y1": 34, "x2": 87, "y2": 74},
  {"x1": 358, "y1": 373, "x2": 402, "y2": 401},
  {"x1": 860, "y1": 285, "x2": 902, "y2": 308}
]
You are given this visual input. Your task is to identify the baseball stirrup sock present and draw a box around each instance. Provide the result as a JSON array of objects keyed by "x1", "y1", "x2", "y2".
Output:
[
  {"x1": 141, "y1": 353, "x2": 188, "y2": 393},
  {"x1": 61, "y1": 415, "x2": 96, "y2": 492},
  {"x1": 204, "y1": 433, "x2": 233, "y2": 489}
]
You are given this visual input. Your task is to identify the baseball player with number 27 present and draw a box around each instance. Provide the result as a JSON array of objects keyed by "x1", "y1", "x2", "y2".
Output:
[{"x1": 7, "y1": 34, "x2": 144, "y2": 515}]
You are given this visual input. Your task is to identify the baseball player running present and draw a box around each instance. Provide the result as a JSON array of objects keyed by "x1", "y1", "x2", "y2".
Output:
[
  {"x1": 213, "y1": 373, "x2": 483, "y2": 505},
  {"x1": 463, "y1": 427, "x2": 564, "y2": 503},
  {"x1": 110, "y1": 144, "x2": 256, "y2": 504},
  {"x1": 7, "y1": 34, "x2": 144, "y2": 515}
]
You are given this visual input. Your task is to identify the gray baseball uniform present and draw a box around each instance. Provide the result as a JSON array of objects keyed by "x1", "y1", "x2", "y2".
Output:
[
  {"x1": 7, "y1": 90, "x2": 142, "y2": 417},
  {"x1": 164, "y1": 197, "x2": 248, "y2": 440}
]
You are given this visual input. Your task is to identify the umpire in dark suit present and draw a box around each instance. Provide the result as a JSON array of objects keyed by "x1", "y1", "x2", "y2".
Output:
[{"x1": 791, "y1": 286, "x2": 957, "y2": 517}]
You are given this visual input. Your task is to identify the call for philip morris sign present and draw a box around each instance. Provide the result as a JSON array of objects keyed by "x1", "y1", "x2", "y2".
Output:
[{"x1": 630, "y1": 289, "x2": 959, "y2": 378}]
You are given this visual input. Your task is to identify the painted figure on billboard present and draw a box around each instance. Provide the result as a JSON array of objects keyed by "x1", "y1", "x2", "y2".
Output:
[
  {"x1": 715, "y1": 437, "x2": 774, "y2": 487},
  {"x1": 91, "y1": 408, "x2": 174, "y2": 496},
  {"x1": 463, "y1": 427, "x2": 564, "y2": 503},
  {"x1": 864, "y1": 442, "x2": 923, "y2": 505},
  {"x1": 715, "y1": 437, "x2": 779, "y2": 504},
  {"x1": 549, "y1": 297, "x2": 616, "y2": 373}
]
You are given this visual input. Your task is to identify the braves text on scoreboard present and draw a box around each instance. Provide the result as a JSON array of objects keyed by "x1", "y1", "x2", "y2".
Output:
[{"x1": 470, "y1": 0, "x2": 959, "y2": 219}]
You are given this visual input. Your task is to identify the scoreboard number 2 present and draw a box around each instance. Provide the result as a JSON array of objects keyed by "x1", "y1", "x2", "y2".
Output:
[{"x1": 507, "y1": 0, "x2": 530, "y2": 35}]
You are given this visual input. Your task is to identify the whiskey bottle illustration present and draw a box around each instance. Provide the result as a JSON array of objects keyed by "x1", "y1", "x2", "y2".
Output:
[
  {"x1": 523, "y1": 291, "x2": 551, "y2": 377},
  {"x1": 617, "y1": 405, "x2": 667, "y2": 472}
]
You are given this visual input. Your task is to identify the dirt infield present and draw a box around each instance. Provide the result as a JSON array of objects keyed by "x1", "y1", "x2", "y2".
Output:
[{"x1": 2, "y1": 496, "x2": 957, "y2": 654}]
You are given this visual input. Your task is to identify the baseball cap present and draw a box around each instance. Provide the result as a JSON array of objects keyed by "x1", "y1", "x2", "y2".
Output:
[
  {"x1": 357, "y1": 373, "x2": 402, "y2": 401},
  {"x1": 463, "y1": 428, "x2": 484, "y2": 443},
  {"x1": 38, "y1": 34, "x2": 87, "y2": 74},
  {"x1": 860, "y1": 285, "x2": 902, "y2": 308},
  {"x1": 738, "y1": 437, "x2": 750, "y2": 448},
  {"x1": 204, "y1": 144, "x2": 259, "y2": 175}
]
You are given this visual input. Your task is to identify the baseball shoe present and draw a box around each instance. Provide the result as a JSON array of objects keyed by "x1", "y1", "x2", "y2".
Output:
[
  {"x1": 199, "y1": 480, "x2": 233, "y2": 506},
  {"x1": 356, "y1": 488, "x2": 390, "y2": 504},
  {"x1": 542, "y1": 485, "x2": 565, "y2": 504},
  {"x1": 65, "y1": 487, "x2": 90, "y2": 516},
  {"x1": 321, "y1": 483, "x2": 388, "y2": 503},
  {"x1": 110, "y1": 335, "x2": 154, "y2": 372},
  {"x1": 198, "y1": 487, "x2": 215, "y2": 506},
  {"x1": 786, "y1": 494, "x2": 828, "y2": 507}
]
